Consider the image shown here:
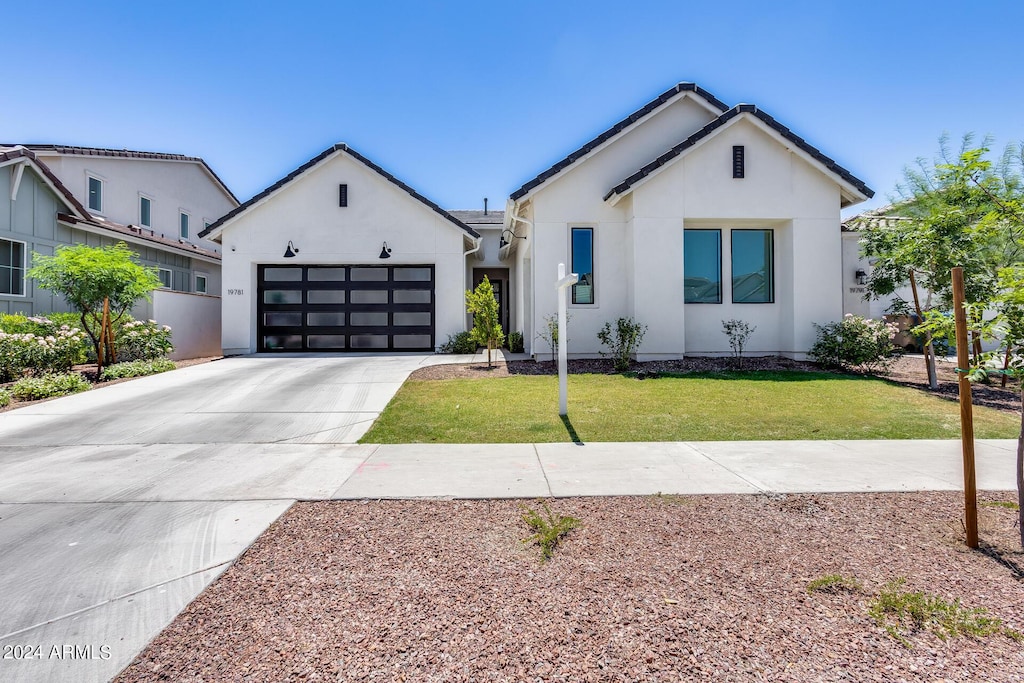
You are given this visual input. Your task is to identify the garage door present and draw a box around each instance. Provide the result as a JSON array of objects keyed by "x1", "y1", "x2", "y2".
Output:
[{"x1": 258, "y1": 264, "x2": 434, "y2": 352}]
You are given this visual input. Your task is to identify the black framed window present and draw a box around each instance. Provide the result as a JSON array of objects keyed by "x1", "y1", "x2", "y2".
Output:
[
  {"x1": 683, "y1": 230, "x2": 722, "y2": 303},
  {"x1": 571, "y1": 227, "x2": 594, "y2": 304},
  {"x1": 731, "y1": 229, "x2": 774, "y2": 303},
  {"x1": 0, "y1": 239, "x2": 26, "y2": 296}
]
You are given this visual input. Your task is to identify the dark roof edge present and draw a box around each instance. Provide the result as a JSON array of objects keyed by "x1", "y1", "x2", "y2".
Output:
[
  {"x1": 509, "y1": 83, "x2": 729, "y2": 202},
  {"x1": 603, "y1": 104, "x2": 874, "y2": 201},
  {"x1": 199, "y1": 144, "x2": 480, "y2": 239},
  {"x1": 10, "y1": 144, "x2": 240, "y2": 206},
  {"x1": 1, "y1": 147, "x2": 91, "y2": 217}
]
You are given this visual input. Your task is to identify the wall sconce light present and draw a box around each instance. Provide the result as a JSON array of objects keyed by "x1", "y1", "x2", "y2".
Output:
[
  {"x1": 283, "y1": 241, "x2": 299, "y2": 258},
  {"x1": 500, "y1": 228, "x2": 527, "y2": 246},
  {"x1": 379, "y1": 241, "x2": 392, "y2": 259},
  {"x1": 855, "y1": 268, "x2": 868, "y2": 286}
]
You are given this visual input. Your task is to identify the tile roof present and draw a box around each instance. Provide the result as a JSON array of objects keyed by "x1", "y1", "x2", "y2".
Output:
[
  {"x1": 56, "y1": 213, "x2": 222, "y2": 261},
  {"x1": 603, "y1": 104, "x2": 874, "y2": 202},
  {"x1": 200, "y1": 144, "x2": 481, "y2": 240},
  {"x1": 1, "y1": 147, "x2": 91, "y2": 216},
  {"x1": 9, "y1": 143, "x2": 240, "y2": 204},
  {"x1": 509, "y1": 83, "x2": 730, "y2": 201}
]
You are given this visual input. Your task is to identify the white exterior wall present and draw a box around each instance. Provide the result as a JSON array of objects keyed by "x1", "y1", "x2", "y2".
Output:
[
  {"x1": 521, "y1": 112, "x2": 851, "y2": 359},
  {"x1": 35, "y1": 155, "x2": 235, "y2": 257},
  {"x1": 138, "y1": 290, "x2": 222, "y2": 360},
  {"x1": 217, "y1": 151, "x2": 468, "y2": 355}
]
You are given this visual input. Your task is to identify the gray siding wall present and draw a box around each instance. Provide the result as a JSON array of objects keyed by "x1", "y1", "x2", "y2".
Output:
[{"x1": 0, "y1": 167, "x2": 192, "y2": 316}]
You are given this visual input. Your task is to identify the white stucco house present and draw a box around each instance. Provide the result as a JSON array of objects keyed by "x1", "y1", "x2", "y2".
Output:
[
  {"x1": 0, "y1": 144, "x2": 239, "y2": 358},
  {"x1": 202, "y1": 82, "x2": 873, "y2": 358}
]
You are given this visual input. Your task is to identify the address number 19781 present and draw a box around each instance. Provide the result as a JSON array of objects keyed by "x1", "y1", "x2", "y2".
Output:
[{"x1": 227, "y1": 289, "x2": 244, "y2": 295}]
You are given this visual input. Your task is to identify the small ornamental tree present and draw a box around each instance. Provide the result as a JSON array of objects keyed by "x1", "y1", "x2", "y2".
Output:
[
  {"x1": 465, "y1": 276, "x2": 505, "y2": 368},
  {"x1": 28, "y1": 243, "x2": 162, "y2": 366}
]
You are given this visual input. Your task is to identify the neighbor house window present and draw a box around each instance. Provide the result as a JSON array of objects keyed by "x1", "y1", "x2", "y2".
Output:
[
  {"x1": 158, "y1": 268, "x2": 172, "y2": 289},
  {"x1": 683, "y1": 229, "x2": 721, "y2": 303},
  {"x1": 570, "y1": 227, "x2": 594, "y2": 304},
  {"x1": 139, "y1": 196, "x2": 152, "y2": 227},
  {"x1": 195, "y1": 274, "x2": 208, "y2": 294},
  {"x1": 179, "y1": 212, "x2": 190, "y2": 239},
  {"x1": 731, "y1": 229, "x2": 774, "y2": 303},
  {"x1": 87, "y1": 176, "x2": 103, "y2": 212},
  {"x1": 0, "y1": 238, "x2": 26, "y2": 296}
]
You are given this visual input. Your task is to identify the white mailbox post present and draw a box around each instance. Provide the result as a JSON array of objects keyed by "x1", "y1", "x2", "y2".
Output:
[{"x1": 555, "y1": 262, "x2": 579, "y2": 416}]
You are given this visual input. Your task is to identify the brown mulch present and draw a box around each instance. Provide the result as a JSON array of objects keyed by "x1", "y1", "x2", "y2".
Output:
[
  {"x1": 412, "y1": 354, "x2": 1023, "y2": 415},
  {"x1": 117, "y1": 492, "x2": 1024, "y2": 682},
  {"x1": 0, "y1": 356, "x2": 222, "y2": 413}
]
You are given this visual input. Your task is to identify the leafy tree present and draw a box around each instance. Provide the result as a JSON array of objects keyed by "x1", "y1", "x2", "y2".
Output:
[
  {"x1": 465, "y1": 275, "x2": 504, "y2": 368},
  {"x1": 28, "y1": 243, "x2": 162, "y2": 365},
  {"x1": 859, "y1": 135, "x2": 1021, "y2": 387}
]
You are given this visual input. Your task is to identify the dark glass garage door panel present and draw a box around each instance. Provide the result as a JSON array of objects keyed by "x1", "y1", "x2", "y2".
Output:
[{"x1": 256, "y1": 264, "x2": 433, "y2": 352}]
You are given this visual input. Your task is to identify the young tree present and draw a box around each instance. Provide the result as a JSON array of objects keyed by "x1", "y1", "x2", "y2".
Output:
[
  {"x1": 859, "y1": 135, "x2": 1015, "y2": 387},
  {"x1": 465, "y1": 276, "x2": 505, "y2": 368},
  {"x1": 28, "y1": 242, "x2": 162, "y2": 366}
]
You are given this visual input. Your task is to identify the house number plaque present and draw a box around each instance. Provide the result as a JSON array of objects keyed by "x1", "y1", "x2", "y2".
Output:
[{"x1": 227, "y1": 288, "x2": 244, "y2": 295}]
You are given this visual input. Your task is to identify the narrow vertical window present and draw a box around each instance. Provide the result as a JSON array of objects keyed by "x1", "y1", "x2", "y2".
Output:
[
  {"x1": 731, "y1": 229, "x2": 774, "y2": 303},
  {"x1": 0, "y1": 239, "x2": 26, "y2": 296},
  {"x1": 570, "y1": 227, "x2": 594, "y2": 304},
  {"x1": 732, "y1": 146, "x2": 745, "y2": 178},
  {"x1": 339, "y1": 184, "x2": 348, "y2": 207},
  {"x1": 683, "y1": 230, "x2": 722, "y2": 303},
  {"x1": 179, "y1": 212, "x2": 189, "y2": 239},
  {"x1": 139, "y1": 196, "x2": 152, "y2": 227},
  {"x1": 87, "y1": 176, "x2": 103, "y2": 212},
  {"x1": 158, "y1": 268, "x2": 172, "y2": 289},
  {"x1": 195, "y1": 274, "x2": 208, "y2": 294}
]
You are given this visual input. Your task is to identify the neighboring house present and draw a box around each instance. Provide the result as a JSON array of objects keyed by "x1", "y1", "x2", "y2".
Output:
[
  {"x1": 201, "y1": 82, "x2": 873, "y2": 358},
  {"x1": 841, "y1": 210, "x2": 913, "y2": 320},
  {"x1": 0, "y1": 145, "x2": 238, "y2": 358},
  {"x1": 504, "y1": 83, "x2": 874, "y2": 359}
]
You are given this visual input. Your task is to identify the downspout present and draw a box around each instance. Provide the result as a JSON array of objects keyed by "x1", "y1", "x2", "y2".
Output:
[
  {"x1": 462, "y1": 236, "x2": 483, "y2": 334},
  {"x1": 463, "y1": 235, "x2": 482, "y2": 259}
]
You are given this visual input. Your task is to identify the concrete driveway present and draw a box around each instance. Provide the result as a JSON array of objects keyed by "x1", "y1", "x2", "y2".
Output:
[{"x1": 0, "y1": 354, "x2": 443, "y2": 683}]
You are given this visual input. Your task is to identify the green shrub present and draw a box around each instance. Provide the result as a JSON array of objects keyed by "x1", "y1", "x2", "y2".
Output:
[
  {"x1": 521, "y1": 502, "x2": 581, "y2": 562},
  {"x1": 809, "y1": 314, "x2": 901, "y2": 373},
  {"x1": 597, "y1": 317, "x2": 647, "y2": 371},
  {"x1": 722, "y1": 319, "x2": 756, "y2": 368},
  {"x1": 0, "y1": 320, "x2": 88, "y2": 381},
  {"x1": 0, "y1": 389, "x2": 10, "y2": 408},
  {"x1": 439, "y1": 331, "x2": 477, "y2": 354},
  {"x1": 506, "y1": 330, "x2": 525, "y2": 353},
  {"x1": 116, "y1": 319, "x2": 174, "y2": 361},
  {"x1": 100, "y1": 358, "x2": 176, "y2": 380},
  {"x1": 11, "y1": 373, "x2": 91, "y2": 401}
]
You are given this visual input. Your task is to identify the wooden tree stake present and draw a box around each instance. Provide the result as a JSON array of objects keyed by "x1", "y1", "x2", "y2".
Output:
[{"x1": 952, "y1": 267, "x2": 978, "y2": 548}]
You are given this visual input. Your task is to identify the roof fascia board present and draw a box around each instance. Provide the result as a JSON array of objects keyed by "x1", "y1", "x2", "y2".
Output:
[
  {"x1": 57, "y1": 215, "x2": 222, "y2": 265},
  {"x1": 508, "y1": 84, "x2": 730, "y2": 203},
  {"x1": 0, "y1": 151, "x2": 91, "y2": 219},
  {"x1": 200, "y1": 144, "x2": 480, "y2": 241},
  {"x1": 605, "y1": 109, "x2": 872, "y2": 206}
]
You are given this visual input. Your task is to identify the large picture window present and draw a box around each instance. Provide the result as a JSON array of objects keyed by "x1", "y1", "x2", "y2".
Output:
[
  {"x1": 683, "y1": 230, "x2": 721, "y2": 303},
  {"x1": 731, "y1": 229, "x2": 774, "y2": 303},
  {"x1": 0, "y1": 239, "x2": 26, "y2": 296},
  {"x1": 571, "y1": 227, "x2": 594, "y2": 304}
]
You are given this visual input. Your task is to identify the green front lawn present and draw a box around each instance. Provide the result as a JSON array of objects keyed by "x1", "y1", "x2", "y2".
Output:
[{"x1": 360, "y1": 371, "x2": 1021, "y2": 443}]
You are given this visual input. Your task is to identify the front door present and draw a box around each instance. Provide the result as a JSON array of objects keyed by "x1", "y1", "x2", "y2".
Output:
[{"x1": 473, "y1": 268, "x2": 509, "y2": 337}]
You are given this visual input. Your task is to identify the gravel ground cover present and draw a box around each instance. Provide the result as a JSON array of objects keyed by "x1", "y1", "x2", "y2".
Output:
[{"x1": 118, "y1": 492, "x2": 1024, "y2": 682}]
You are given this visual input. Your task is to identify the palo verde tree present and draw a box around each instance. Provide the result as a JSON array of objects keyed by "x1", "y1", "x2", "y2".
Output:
[
  {"x1": 28, "y1": 242, "x2": 163, "y2": 366},
  {"x1": 859, "y1": 134, "x2": 1020, "y2": 388},
  {"x1": 465, "y1": 275, "x2": 505, "y2": 368}
]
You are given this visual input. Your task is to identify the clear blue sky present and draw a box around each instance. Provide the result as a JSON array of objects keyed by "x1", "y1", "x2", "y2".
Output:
[{"x1": 4, "y1": 1, "x2": 1021, "y2": 218}]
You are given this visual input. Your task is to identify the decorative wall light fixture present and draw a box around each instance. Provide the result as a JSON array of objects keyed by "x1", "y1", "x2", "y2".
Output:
[
  {"x1": 855, "y1": 268, "x2": 868, "y2": 285},
  {"x1": 283, "y1": 241, "x2": 300, "y2": 258},
  {"x1": 500, "y1": 228, "x2": 527, "y2": 246},
  {"x1": 379, "y1": 242, "x2": 392, "y2": 259}
]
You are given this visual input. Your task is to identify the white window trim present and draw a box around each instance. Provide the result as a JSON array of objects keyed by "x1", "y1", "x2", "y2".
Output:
[
  {"x1": 158, "y1": 268, "x2": 173, "y2": 289},
  {"x1": 194, "y1": 273, "x2": 208, "y2": 294},
  {"x1": 0, "y1": 237, "x2": 28, "y2": 298},
  {"x1": 567, "y1": 224, "x2": 598, "y2": 308},
  {"x1": 179, "y1": 210, "x2": 191, "y2": 240},
  {"x1": 138, "y1": 193, "x2": 154, "y2": 228},
  {"x1": 86, "y1": 172, "x2": 105, "y2": 214}
]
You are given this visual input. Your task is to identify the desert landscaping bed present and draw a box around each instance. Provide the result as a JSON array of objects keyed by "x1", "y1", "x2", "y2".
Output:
[{"x1": 119, "y1": 491, "x2": 1023, "y2": 682}]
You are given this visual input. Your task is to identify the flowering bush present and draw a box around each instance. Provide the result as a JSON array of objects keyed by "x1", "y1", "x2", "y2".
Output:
[
  {"x1": 11, "y1": 372, "x2": 91, "y2": 400},
  {"x1": 809, "y1": 314, "x2": 902, "y2": 373},
  {"x1": 0, "y1": 317, "x2": 88, "y2": 380},
  {"x1": 116, "y1": 319, "x2": 174, "y2": 361}
]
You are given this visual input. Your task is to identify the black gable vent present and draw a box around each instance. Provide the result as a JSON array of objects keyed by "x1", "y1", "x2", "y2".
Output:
[
  {"x1": 732, "y1": 146, "x2": 745, "y2": 178},
  {"x1": 339, "y1": 184, "x2": 348, "y2": 207}
]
